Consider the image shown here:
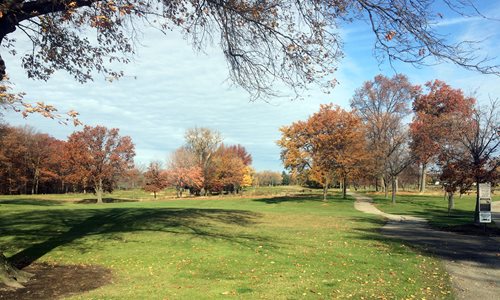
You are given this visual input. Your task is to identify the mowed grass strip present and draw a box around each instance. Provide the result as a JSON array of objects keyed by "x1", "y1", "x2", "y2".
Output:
[{"x1": 0, "y1": 192, "x2": 452, "y2": 299}]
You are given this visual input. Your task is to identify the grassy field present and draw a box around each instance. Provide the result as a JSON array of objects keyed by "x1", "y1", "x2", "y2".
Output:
[
  {"x1": 367, "y1": 191, "x2": 498, "y2": 229},
  {"x1": 0, "y1": 189, "x2": 452, "y2": 299}
]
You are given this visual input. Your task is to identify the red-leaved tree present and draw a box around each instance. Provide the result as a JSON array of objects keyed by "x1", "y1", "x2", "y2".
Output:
[{"x1": 143, "y1": 161, "x2": 166, "y2": 199}]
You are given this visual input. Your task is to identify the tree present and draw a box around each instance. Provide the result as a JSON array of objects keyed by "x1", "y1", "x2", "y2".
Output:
[
  {"x1": 208, "y1": 145, "x2": 246, "y2": 193},
  {"x1": 281, "y1": 171, "x2": 291, "y2": 185},
  {"x1": 165, "y1": 147, "x2": 204, "y2": 197},
  {"x1": 241, "y1": 166, "x2": 254, "y2": 188},
  {"x1": 226, "y1": 144, "x2": 252, "y2": 166},
  {"x1": 254, "y1": 170, "x2": 283, "y2": 187},
  {"x1": 457, "y1": 100, "x2": 500, "y2": 223},
  {"x1": 410, "y1": 80, "x2": 475, "y2": 192},
  {"x1": 438, "y1": 144, "x2": 474, "y2": 213},
  {"x1": 1, "y1": 1, "x2": 498, "y2": 101},
  {"x1": 351, "y1": 74, "x2": 419, "y2": 192},
  {"x1": 65, "y1": 125, "x2": 135, "y2": 203},
  {"x1": 384, "y1": 129, "x2": 414, "y2": 204},
  {"x1": 279, "y1": 104, "x2": 368, "y2": 200},
  {"x1": 184, "y1": 127, "x2": 222, "y2": 195},
  {"x1": 143, "y1": 161, "x2": 166, "y2": 199}
]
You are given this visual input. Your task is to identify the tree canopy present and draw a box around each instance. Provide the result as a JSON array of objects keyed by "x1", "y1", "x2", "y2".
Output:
[{"x1": 1, "y1": 0, "x2": 499, "y2": 101}]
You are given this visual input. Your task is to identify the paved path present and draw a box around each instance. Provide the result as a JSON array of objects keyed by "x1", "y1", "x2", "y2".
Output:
[
  {"x1": 351, "y1": 193, "x2": 500, "y2": 300},
  {"x1": 492, "y1": 201, "x2": 500, "y2": 229}
]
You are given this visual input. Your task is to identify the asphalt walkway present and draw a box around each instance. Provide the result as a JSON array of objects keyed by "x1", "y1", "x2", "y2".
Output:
[{"x1": 351, "y1": 193, "x2": 500, "y2": 300}]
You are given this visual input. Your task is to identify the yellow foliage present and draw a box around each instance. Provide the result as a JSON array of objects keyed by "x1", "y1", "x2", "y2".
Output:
[{"x1": 241, "y1": 166, "x2": 254, "y2": 187}]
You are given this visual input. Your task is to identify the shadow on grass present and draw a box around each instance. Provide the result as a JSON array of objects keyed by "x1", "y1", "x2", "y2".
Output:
[
  {"x1": 0, "y1": 207, "x2": 265, "y2": 269},
  {"x1": 351, "y1": 219, "x2": 500, "y2": 269},
  {"x1": 254, "y1": 193, "x2": 352, "y2": 204},
  {"x1": 0, "y1": 199, "x2": 63, "y2": 206},
  {"x1": 77, "y1": 198, "x2": 139, "y2": 204}
]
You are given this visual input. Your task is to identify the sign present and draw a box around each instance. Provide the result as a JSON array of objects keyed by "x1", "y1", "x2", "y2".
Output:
[
  {"x1": 478, "y1": 182, "x2": 492, "y2": 224},
  {"x1": 479, "y1": 183, "x2": 491, "y2": 199},
  {"x1": 479, "y1": 212, "x2": 492, "y2": 223}
]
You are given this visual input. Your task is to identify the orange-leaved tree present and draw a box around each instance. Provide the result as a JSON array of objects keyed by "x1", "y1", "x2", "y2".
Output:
[
  {"x1": 279, "y1": 104, "x2": 368, "y2": 200},
  {"x1": 65, "y1": 125, "x2": 135, "y2": 203}
]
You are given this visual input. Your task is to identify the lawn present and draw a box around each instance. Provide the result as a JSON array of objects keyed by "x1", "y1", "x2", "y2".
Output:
[
  {"x1": 367, "y1": 191, "x2": 499, "y2": 229},
  {"x1": 0, "y1": 190, "x2": 452, "y2": 299}
]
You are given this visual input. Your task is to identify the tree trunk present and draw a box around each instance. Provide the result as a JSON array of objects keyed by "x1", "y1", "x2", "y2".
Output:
[
  {"x1": 447, "y1": 192, "x2": 454, "y2": 213},
  {"x1": 384, "y1": 177, "x2": 388, "y2": 199},
  {"x1": 342, "y1": 176, "x2": 347, "y2": 199},
  {"x1": 391, "y1": 177, "x2": 396, "y2": 204},
  {"x1": 419, "y1": 163, "x2": 427, "y2": 193},
  {"x1": 395, "y1": 176, "x2": 399, "y2": 193},
  {"x1": 35, "y1": 175, "x2": 39, "y2": 194},
  {"x1": 380, "y1": 175, "x2": 386, "y2": 193},
  {"x1": 474, "y1": 181, "x2": 480, "y2": 224},
  {"x1": 0, "y1": 252, "x2": 33, "y2": 288},
  {"x1": 322, "y1": 185, "x2": 328, "y2": 201},
  {"x1": 153, "y1": 191, "x2": 157, "y2": 199},
  {"x1": 96, "y1": 178, "x2": 103, "y2": 204}
]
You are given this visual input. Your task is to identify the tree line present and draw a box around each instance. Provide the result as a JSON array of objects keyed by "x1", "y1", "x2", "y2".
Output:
[
  {"x1": 0, "y1": 124, "x2": 135, "y2": 202},
  {"x1": 279, "y1": 74, "x2": 499, "y2": 220}
]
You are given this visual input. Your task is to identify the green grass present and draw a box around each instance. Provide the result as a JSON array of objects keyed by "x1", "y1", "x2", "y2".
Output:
[
  {"x1": 0, "y1": 186, "x2": 317, "y2": 203},
  {"x1": 368, "y1": 191, "x2": 498, "y2": 229},
  {"x1": 0, "y1": 191, "x2": 452, "y2": 299}
]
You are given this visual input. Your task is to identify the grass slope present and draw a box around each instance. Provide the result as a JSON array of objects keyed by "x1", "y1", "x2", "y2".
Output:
[{"x1": 0, "y1": 190, "x2": 452, "y2": 299}]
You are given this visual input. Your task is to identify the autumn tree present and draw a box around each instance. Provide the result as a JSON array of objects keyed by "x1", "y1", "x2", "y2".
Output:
[
  {"x1": 1, "y1": 0, "x2": 498, "y2": 102},
  {"x1": 241, "y1": 166, "x2": 254, "y2": 188},
  {"x1": 457, "y1": 100, "x2": 500, "y2": 223},
  {"x1": 65, "y1": 125, "x2": 135, "y2": 203},
  {"x1": 226, "y1": 144, "x2": 252, "y2": 166},
  {"x1": 184, "y1": 127, "x2": 222, "y2": 195},
  {"x1": 0, "y1": 125, "x2": 28, "y2": 194},
  {"x1": 279, "y1": 104, "x2": 368, "y2": 200},
  {"x1": 253, "y1": 170, "x2": 283, "y2": 187},
  {"x1": 207, "y1": 144, "x2": 252, "y2": 194},
  {"x1": 384, "y1": 129, "x2": 414, "y2": 204},
  {"x1": 117, "y1": 166, "x2": 145, "y2": 190},
  {"x1": 410, "y1": 80, "x2": 475, "y2": 192},
  {"x1": 143, "y1": 161, "x2": 166, "y2": 199},
  {"x1": 437, "y1": 143, "x2": 474, "y2": 212},
  {"x1": 165, "y1": 147, "x2": 204, "y2": 197},
  {"x1": 350, "y1": 74, "x2": 419, "y2": 192}
]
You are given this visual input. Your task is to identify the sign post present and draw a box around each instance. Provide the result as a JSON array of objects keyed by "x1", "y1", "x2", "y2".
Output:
[{"x1": 478, "y1": 183, "x2": 492, "y2": 223}]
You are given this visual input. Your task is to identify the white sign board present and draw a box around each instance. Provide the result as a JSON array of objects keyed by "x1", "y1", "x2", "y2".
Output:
[
  {"x1": 479, "y1": 212, "x2": 492, "y2": 223},
  {"x1": 478, "y1": 183, "x2": 491, "y2": 199}
]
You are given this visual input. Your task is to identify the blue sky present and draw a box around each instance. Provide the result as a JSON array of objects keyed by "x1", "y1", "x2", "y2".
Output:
[{"x1": 3, "y1": 3, "x2": 500, "y2": 171}]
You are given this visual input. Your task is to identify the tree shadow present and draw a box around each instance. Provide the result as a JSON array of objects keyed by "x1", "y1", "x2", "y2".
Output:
[
  {"x1": 253, "y1": 194, "x2": 338, "y2": 204},
  {"x1": 0, "y1": 207, "x2": 266, "y2": 269},
  {"x1": 0, "y1": 199, "x2": 63, "y2": 206},
  {"x1": 351, "y1": 220, "x2": 500, "y2": 269},
  {"x1": 76, "y1": 198, "x2": 139, "y2": 204}
]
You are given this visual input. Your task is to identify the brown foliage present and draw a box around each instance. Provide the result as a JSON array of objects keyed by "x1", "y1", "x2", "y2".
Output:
[
  {"x1": 64, "y1": 125, "x2": 135, "y2": 202},
  {"x1": 1, "y1": 0, "x2": 498, "y2": 102},
  {"x1": 143, "y1": 161, "x2": 166, "y2": 198},
  {"x1": 279, "y1": 104, "x2": 369, "y2": 198}
]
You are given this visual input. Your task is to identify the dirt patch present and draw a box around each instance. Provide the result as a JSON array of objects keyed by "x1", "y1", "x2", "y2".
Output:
[{"x1": 0, "y1": 263, "x2": 112, "y2": 300}]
